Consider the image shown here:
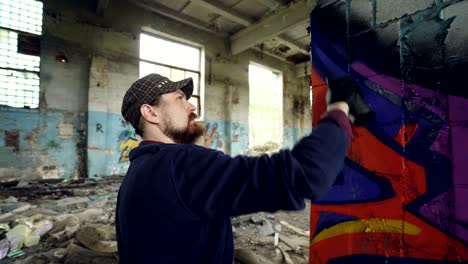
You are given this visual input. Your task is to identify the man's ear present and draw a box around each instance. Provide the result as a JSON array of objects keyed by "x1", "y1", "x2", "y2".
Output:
[{"x1": 140, "y1": 104, "x2": 160, "y2": 124}]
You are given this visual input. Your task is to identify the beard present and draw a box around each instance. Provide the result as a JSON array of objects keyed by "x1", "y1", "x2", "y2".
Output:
[{"x1": 162, "y1": 112, "x2": 205, "y2": 144}]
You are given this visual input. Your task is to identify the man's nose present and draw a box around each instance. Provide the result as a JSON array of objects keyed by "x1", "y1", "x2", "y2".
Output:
[{"x1": 187, "y1": 100, "x2": 196, "y2": 112}]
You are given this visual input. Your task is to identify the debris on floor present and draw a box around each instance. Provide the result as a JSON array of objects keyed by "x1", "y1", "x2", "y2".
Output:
[
  {"x1": 0, "y1": 177, "x2": 310, "y2": 264},
  {"x1": 232, "y1": 208, "x2": 310, "y2": 264},
  {"x1": 0, "y1": 177, "x2": 120, "y2": 264}
]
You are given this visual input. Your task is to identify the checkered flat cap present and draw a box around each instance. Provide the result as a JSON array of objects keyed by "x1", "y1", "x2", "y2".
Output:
[{"x1": 121, "y1": 73, "x2": 193, "y2": 129}]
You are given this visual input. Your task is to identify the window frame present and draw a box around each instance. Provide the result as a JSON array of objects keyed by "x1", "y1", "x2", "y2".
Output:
[
  {"x1": 139, "y1": 30, "x2": 205, "y2": 121},
  {"x1": 0, "y1": 0, "x2": 43, "y2": 110}
]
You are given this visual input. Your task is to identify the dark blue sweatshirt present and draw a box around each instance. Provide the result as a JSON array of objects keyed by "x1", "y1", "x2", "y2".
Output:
[{"x1": 116, "y1": 111, "x2": 351, "y2": 263}]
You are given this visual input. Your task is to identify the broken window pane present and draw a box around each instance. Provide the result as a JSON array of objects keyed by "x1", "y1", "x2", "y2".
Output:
[{"x1": 18, "y1": 33, "x2": 40, "y2": 56}]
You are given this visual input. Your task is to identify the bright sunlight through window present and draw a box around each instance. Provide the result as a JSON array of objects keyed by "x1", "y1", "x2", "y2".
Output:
[
  {"x1": 248, "y1": 64, "x2": 283, "y2": 150},
  {"x1": 139, "y1": 33, "x2": 203, "y2": 118},
  {"x1": 0, "y1": 0, "x2": 42, "y2": 109}
]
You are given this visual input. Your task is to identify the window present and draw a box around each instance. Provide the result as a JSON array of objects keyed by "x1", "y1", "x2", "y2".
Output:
[
  {"x1": 139, "y1": 32, "x2": 204, "y2": 119},
  {"x1": 0, "y1": 0, "x2": 43, "y2": 109},
  {"x1": 248, "y1": 63, "x2": 283, "y2": 150}
]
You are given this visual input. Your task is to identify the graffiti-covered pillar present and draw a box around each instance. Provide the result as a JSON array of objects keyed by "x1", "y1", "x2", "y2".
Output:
[
  {"x1": 309, "y1": 0, "x2": 468, "y2": 263},
  {"x1": 87, "y1": 56, "x2": 139, "y2": 177}
]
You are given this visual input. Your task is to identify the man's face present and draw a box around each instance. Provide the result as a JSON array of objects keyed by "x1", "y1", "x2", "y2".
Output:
[{"x1": 157, "y1": 89, "x2": 204, "y2": 144}]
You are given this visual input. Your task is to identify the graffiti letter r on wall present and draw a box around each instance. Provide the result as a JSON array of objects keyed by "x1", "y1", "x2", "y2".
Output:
[{"x1": 96, "y1": 123, "x2": 104, "y2": 133}]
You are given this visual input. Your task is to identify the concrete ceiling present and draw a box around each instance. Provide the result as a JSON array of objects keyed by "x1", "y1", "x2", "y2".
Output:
[{"x1": 127, "y1": 0, "x2": 316, "y2": 64}]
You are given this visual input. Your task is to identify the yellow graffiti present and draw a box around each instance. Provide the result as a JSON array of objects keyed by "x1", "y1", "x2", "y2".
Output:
[
  {"x1": 311, "y1": 219, "x2": 422, "y2": 245},
  {"x1": 119, "y1": 137, "x2": 139, "y2": 163}
]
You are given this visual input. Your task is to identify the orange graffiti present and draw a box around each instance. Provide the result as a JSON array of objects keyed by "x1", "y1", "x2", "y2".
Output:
[
  {"x1": 310, "y1": 126, "x2": 467, "y2": 262},
  {"x1": 309, "y1": 69, "x2": 468, "y2": 263},
  {"x1": 204, "y1": 122, "x2": 220, "y2": 148}
]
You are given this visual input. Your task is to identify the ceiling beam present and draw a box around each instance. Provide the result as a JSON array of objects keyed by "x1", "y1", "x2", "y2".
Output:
[
  {"x1": 190, "y1": 0, "x2": 254, "y2": 26},
  {"x1": 230, "y1": 0, "x2": 316, "y2": 55},
  {"x1": 252, "y1": 0, "x2": 281, "y2": 10},
  {"x1": 252, "y1": 47, "x2": 293, "y2": 64},
  {"x1": 96, "y1": 0, "x2": 110, "y2": 15},
  {"x1": 128, "y1": 0, "x2": 227, "y2": 37},
  {"x1": 189, "y1": 0, "x2": 309, "y2": 57},
  {"x1": 274, "y1": 35, "x2": 309, "y2": 55}
]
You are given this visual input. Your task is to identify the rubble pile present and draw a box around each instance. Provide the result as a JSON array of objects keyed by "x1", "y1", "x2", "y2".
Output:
[
  {"x1": 0, "y1": 177, "x2": 310, "y2": 264},
  {"x1": 232, "y1": 211, "x2": 310, "y2": 264},
  {"x1": 0, "y1": 177, "x2": 120, "y2": 264}
]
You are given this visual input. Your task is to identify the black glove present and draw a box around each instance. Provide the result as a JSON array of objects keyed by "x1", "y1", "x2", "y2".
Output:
[{"x1": 327, "y1": 77, "x2": 375, "y2": 126}]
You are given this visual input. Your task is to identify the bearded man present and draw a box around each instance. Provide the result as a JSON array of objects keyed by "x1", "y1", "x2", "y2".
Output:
[{"x1": 116, "y1": 73, "x2": 352, "y2": 264}]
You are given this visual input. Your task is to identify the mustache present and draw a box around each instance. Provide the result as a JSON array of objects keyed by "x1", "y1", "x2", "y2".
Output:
[{"x1": 189, "y1": 112, "x2": 197, "y2": 120}]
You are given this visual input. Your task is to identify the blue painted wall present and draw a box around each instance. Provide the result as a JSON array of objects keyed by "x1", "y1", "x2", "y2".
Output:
[
  {"x1": 283, "y1": 127, "x2": 312, "y2": 149},
  {"x1": 0, "y1": 108, "x2": 86, "y2": 179},
  {"x1": 85, "y1": 115, "x2": 309, "y2": 178},
  {"x1": 86, "y1": 117, "x2": 251, "y2": 178},
  {"x1": 203, "y1": 120, "x2": 249, "y2": 156},
  {"x1": 204, "y1": 121, "x2": 309, "y2": 154},
  {"x1": 87, "y1": 111, "x2": 137, "y2": 177}
]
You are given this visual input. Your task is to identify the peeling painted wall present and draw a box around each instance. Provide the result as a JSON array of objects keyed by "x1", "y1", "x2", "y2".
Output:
[
  {"x1": 0, "y1": 0, "x2": 312, "y2": 179},
  {"x1": 309, "y1": 0, "x2": 468, "y2": 263},
  {"x1": 0, "y1": 109, "x2": 86, "y2": 180},
  {"x1": 0, "y1": 1, "x2": 91, "y2": 181}
]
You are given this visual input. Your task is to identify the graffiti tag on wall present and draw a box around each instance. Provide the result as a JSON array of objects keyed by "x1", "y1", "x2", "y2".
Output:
[
  {"x1": 204, "y1": 122, "x2": 223, "y2": 149},
  {"x1": 117, "y1": 129, "x2": 138, "y2": 163},
  {"x1": 309, "y1": 1, "x2": 468, "y2": 263}
]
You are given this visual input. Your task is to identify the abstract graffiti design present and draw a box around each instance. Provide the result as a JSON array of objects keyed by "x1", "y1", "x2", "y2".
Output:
[
  {"x1": 309, "y1": 1, "x2": 468, "y2": 263},
  {"x1": 117, "y1": 129, "x2": 138, "y2": 163}
]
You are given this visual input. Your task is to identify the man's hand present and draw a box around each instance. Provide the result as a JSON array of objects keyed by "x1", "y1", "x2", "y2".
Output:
[
  {"x1": 327, "y1": 101, "x2": 349, "y2": 117},
  {"x1": 327, "y1": 77, "x2": 375, "y2": 126}
]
